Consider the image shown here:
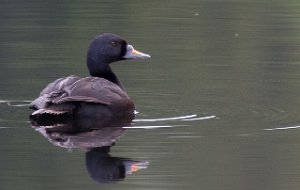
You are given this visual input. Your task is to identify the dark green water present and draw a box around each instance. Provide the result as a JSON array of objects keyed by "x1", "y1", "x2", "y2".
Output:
[{"x1": 2, "y1": 0, "x2": 300, "y2": 189}]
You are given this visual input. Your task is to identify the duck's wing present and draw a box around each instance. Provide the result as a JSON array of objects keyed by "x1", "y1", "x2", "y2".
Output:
[
  {"x1": 30, "y1": 75, "x2": 81, "y2": 109},
  {"x1": 30, "y1": 76, "x2": 129, "y2": 110},
  {"x1": 53, "y1": 77, "x2": 129, "y2": 105},
  {"x1": 39, "y1": 75, "x2": 82, "y2": 96}
]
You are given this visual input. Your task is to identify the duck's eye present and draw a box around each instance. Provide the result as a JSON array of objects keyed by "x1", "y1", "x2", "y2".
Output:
[{"x1": 111, "y1": 41, "x2": 117, "y2": 46}]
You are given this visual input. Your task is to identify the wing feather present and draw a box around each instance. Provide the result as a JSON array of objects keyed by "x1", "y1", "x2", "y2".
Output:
[{"x1": 30, "y1": 76, "x2": 130, "y2": 110}]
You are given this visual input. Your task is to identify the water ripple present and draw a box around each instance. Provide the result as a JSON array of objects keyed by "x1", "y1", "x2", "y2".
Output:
[
  {"x1": 123, "y1": 125, "x2": 188, "y2": 129},
  {"x1": 133, "y1": 114, "x2": 216, "y2": 122},
  {"x1": 128, "y1": 114, "x2": 216, "y2": 129},
  {"x1": 264, "y1": 125, "x2": 300, "y2": 131},
  {"x1": 0, "y1": 100, "x2": 31, "y2": 107}
]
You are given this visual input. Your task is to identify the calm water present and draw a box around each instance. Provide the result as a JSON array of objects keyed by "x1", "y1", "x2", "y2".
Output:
[{"x1": 2, "y1": 0, "x2": 300, "y2": 189}]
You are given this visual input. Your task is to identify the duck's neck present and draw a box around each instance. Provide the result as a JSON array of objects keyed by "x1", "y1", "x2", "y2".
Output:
[
  {"x1": 95, "y1": 70, "x2": 124, "y2": 90},
  {"x1": 88, "y1": 63, "x2": 124, "y2": 90}
]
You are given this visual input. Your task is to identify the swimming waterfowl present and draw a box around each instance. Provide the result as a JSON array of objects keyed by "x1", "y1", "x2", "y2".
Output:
[{"x1": 30, "y1": 33, "x2": 150, "y2": 116}]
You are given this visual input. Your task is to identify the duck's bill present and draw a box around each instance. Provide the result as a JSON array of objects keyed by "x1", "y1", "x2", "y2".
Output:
[{"x1": 123, "y1": 45, "x2": 151, "y2": 59}]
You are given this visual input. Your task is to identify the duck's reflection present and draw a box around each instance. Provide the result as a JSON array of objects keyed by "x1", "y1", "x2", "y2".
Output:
[
  {"x1": 86, "y1": 146, "x2": 148, "y2": 183},
  {"x1": 30, "y1": 113, "x2": 148, "y2": 183}
]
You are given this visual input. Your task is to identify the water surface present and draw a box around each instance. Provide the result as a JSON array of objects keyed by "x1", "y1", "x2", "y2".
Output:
[{"x1": 1, "y1": 0, "x2": 300, "y2": 189}]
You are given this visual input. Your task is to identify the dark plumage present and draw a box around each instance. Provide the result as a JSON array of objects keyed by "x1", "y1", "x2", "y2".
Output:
[{"x1": 30, "y1": 33, "x2": 150, "y2": 116}]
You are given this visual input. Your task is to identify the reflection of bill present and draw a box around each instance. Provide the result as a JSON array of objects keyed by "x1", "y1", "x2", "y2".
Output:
[{"x1": 30, "y1": 113, "x2": 148, "y2": 184}]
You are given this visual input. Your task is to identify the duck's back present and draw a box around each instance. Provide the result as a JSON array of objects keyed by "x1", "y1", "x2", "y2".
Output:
[{"x1": 30, "y1": 75, "x2": 134, "y2": 115}]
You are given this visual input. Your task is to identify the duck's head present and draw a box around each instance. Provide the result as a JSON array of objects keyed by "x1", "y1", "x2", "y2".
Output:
[{"x1": 87, "y1": 33, "x2": 150, "y2": 75}]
